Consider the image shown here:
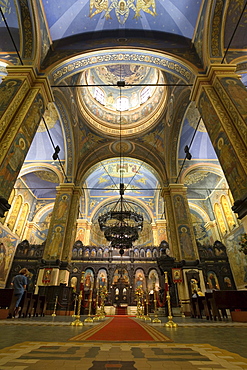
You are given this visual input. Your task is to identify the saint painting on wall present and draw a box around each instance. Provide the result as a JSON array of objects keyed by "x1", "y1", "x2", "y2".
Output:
[
  {"x1": 148, "y1": 269, "x2": 159, "y2": 292},
  {"x1": 135, "y1": 269, "x2": 146, "y2": 291},
  {"x1": 84, "y1": 268, "x2": 94, "y2": 289},
  {"x1": 207, "y1": 271, "x2": 220, "y2": 290},
  {"x1": 172, "y1": 268, "x2": 183, "y2": 283},
  {"x1": 97, "y1": 269, "x2": 107, "y2": 288}
]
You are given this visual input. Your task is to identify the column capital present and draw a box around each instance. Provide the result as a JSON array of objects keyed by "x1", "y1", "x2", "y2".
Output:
[
  {"x1": 56, "y1": 183, "x2": 82, "y2": 195},
  {"x1": 161, "y1": 184, "x2": 187, "y2": 198},
  {"x1": 190, "y1": 64, "x2": 237, "y2": 103},
  {"x1": 6, "y1": 65, "x2": 53, "y2": 103}
]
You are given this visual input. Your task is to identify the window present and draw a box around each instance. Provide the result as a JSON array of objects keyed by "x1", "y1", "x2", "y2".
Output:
[
  {"x1": 94, "y1": 87, "x2": 105, "y2": 105},
  {"x1": 116, "y1": 97, "x2": 129, "y2": 111},
  {"x1": 140, "y1": 86, "x2": 151, "y2": 104}
]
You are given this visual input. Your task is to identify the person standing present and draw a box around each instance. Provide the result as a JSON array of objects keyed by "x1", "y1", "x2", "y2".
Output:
[{"x1": 11, "y1": 268, "x2": 29, "y2": 318}]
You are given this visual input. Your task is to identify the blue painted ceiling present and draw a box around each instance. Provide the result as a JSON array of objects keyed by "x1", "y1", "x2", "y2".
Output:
[{"x1": 41, "y1": 0, "x2": 202, "y2": 41}]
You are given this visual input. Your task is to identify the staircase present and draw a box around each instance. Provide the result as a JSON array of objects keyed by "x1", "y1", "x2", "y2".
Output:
[{"x1": 116, "y1": 306, "x2": 127, "y2": 315}]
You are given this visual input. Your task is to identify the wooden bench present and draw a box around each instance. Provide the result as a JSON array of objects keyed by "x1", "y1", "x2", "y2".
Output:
[
  {"x1": 0, "y1": 288, "x2": 16, "y2": 318},
  {"x1": 206, "y1": 290, "x2": 247, "y2": 321}
]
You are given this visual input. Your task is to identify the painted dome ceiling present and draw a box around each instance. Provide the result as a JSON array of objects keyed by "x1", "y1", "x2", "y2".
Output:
[
  {"x1": 41, "y1": 0, "x2": 203, "y2": 41},
  {"x1": 78, "y1": 64, "x2": 166, "y2": 135}
]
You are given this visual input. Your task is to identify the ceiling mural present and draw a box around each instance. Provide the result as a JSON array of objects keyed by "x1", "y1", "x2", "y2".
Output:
[
  {"x1": 179, "y1": 102, "x2": 218, "y2": 160},
  {"x1": 25, "y1": 117, "x2": 65, "y2": 161},
  {"x1": 21, "y1": 171, "x2": 59, "y2": 199},
  {"x1": 0, "y1": 0, "x2": 19, "y2": 52},
  {"x1": 83, "y1": 157, "x2": 159, "y2": 218},
  {"x1": 78, "y1": 64, "x2": 166, "y2": 135},
  {"x1": 41, "y1": 0, "x2": 203, "y2": 41},
  {"x1": 224, "y1": 1, "x2": 247, "y2": 50}
]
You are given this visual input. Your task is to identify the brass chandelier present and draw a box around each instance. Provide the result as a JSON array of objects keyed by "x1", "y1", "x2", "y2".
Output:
[
  {"x1": 97, "y1": 75, "x2": 144, "y2": 255},
  {"x1": 98, "y1": 183, "x2": 143, "y2": 256}
]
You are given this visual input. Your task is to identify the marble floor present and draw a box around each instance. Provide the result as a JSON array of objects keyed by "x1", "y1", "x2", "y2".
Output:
[{"x1": 0, "y1": 315, "x2": 247, "y2": 370}]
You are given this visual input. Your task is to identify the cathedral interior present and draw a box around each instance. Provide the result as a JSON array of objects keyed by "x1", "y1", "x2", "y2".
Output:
[{"x1": 0, "y1": 1, "x2": 247, "y2": 369}]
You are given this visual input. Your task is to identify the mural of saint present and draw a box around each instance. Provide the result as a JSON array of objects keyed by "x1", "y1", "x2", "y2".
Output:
[
  {"x1": 84, "y1": 269, "x2": 94, "y2": 288},
  {"x1": 179, "y1": 226, "x2": 195, "y2": 259},
  {"x1": 207, "y1": 271, "x2": 219, "y2": 290},
  {"x1": 49, "y1": 226, "x2": 62, "y2": 258}
]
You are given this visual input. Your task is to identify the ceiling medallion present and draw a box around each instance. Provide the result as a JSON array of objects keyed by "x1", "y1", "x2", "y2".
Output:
[{"x1": 98, "y1": 183, "x2": 143, "y2": 256}]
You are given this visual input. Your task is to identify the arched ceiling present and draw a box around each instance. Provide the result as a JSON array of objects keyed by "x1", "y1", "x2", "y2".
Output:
[
  {"x1": 41, "y1": 0, "x2": 202, "y2": 41},
  {"x1": 1, "y1": 0, "x2": 246, "y2": 214},
  {"x1": 83, "y1": 157, "x2": 160, "y2": 219},
  {"x1": 178, "y1": 102, "x2": 218, "y2": 160}
]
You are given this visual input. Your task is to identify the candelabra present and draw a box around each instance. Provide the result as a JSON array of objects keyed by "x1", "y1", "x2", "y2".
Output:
[
  {"x1": 98, "y1": 287, "x2": 106, "y2": 319},
  {"x1": 70, "y1": 291, "x2": 83, "y2": 326},
  {"x1": 71, "y1": 271, "x2": 84, "y2": 326},
  {"x1": 164, "y1": 271, "x2": 178, "y2": 328},
  {"x1": 144, "y1": 291, "x2": 151, "y2": 321},
  {"x1": 52, "y1": 295, "x2": 58, "y2": 317},
  {"x1": 84, "y1": 286, "x2": 94, "y2": 323},
  {"x1": 93, "y1": 282, "x2": 100, "y2": 321},
  {"x1": 152, "y1": 282, "x2": 161, "y2": 323}
]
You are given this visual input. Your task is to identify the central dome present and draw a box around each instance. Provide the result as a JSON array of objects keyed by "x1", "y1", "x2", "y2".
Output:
[{"x1": 77, "y1": 64, "x2": 166, "y2": 136}]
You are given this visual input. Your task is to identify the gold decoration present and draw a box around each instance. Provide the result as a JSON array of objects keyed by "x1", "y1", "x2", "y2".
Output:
[{"x1": 164, "y1": 272, "x2": 178, "y2": 328}]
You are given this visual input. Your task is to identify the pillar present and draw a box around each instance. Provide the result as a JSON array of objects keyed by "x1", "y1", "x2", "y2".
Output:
[
  {"x1": 0, "y1": 66, "x2": 53, "y2": 200},
  {"x1": 38, "y1": 184, "x2": 82, "y2": 287},
  {"x1": 161, "y1": 184, "x2": 199, "y2": 261},
  {"x1": 191, "y1": 64, "x2": 247, "y2": 220}
]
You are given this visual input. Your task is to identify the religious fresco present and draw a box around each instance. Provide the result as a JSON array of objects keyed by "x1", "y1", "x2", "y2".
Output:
[
  {"x1": 198, "y1": 92, "x2": 247, "y2": 201},
  {"x1": 26, "y1": 105, "x2": 65, "y2": 161},
  {"x1": 193, "y1": 0, "x2": 207, "y2": 61},
  {"x1": 147, "y1": 269, "x2": 159, "y2": 291},
  {"x1": 46, "y1": 224, "x2": 64, "y2": 260},
  {"x1": 135, "y1": 268, "x2": 146, "y2": 290},
  {"x1": 224, "y1": 1, "x2": 247, "y2": 51},
  {"x1": 78, "y1": 127, "x2": 105, "y2": 156},
  {"x1": 29, "y1": 209, "x2": 52, "y2": 244},
  {"x1": 179, "y1": 103, "x2": 218, "y2": 160},
  {"x1": 220, "y1": 77, "x2": 247, "y2": 122},
  {"x1": 78, "y1": 65, "x2": 166, "y2": 137},
  {"x1": 84, "y1": 268, "x2": 94, "y2": 289},
  {"x1": 190, "y1": 211, "x2": 213, "y2": 246},
  {"x1": 0, "y1": 79, "x2": 23, "y2": 119},
  {"x1": 21, "y1": 171, "x2": 59, "y2": 199},
  {"x1": 75, "y1": 227, "x2": 86, "y2": 244},
  {"x1": 97, "y1": 269, "x2": 107, "y2": 287},
  {"x1": 173, "y1": 195, "x2": 188, "y2": 223},
  {"x1": 178, "y1": 224, "x2": 196, "y2": 260},
  {"x1": 0, "y1": 133, "x2": 27, "y2": 196},
  {"x1": 84, "y1": 157, "x2": 159, "y2": 218},
  {"x1": 112, "y1": 268, "x2": 129, "y2": 284},
  {"x1": 207, "y1": 271, "x2": 220, "y2": 290},
  {"x1": 225, "y1": 228, "x2": 247, "y2": 289},
  {"x1": 139, "y1": 124, "x2": 165, "y2": 154},
  {"x1": 36, "y1": 0, "x2": 52, "y2": 64},
  {"x1": 0, "y1": 0, "x2": 20, "y2": 52},
  {"x1": 42, "y1": 1, "x2": 202, "y2": 40},
  {"x1": 0, "y1": 226, "x2": 19, "y2": 288}
]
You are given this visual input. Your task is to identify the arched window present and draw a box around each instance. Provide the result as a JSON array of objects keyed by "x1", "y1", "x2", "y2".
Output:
[
  {"x1": 15, "y1": 203, "x2": 29, "y2": 237},
  {"x1": 94, "y1": 87, "x2": 105, "y2": 105},
  {"x1": 221, "y1": 195, "x2": 235, "y2": 230},
  {"x1": 140, "y1": 86, "x2": 151, "y2": 104},
  {"x1": 116, "y1": 96, "x2": 129, "y2": 111},
  {"x1": 214, "y1": 203, "x2": 227, "y2": 235},
  {"x1": 6, "y1": 195, "x2": 23, "y2": 232}
]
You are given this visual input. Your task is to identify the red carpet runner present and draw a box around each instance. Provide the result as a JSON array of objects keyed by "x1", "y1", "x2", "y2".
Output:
[{"x1": 70, "y1": 316, "x2": 171, "y2": 342}]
